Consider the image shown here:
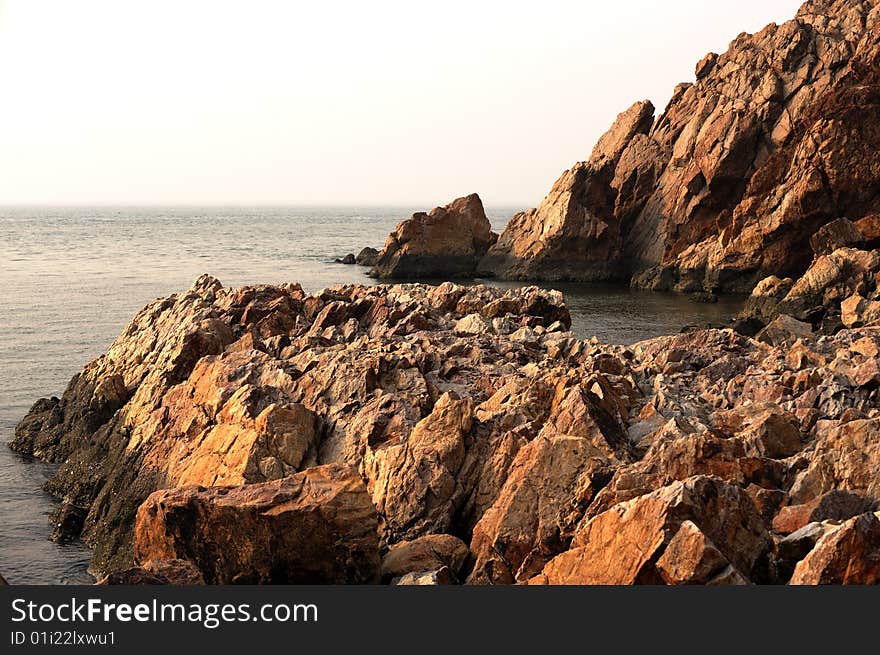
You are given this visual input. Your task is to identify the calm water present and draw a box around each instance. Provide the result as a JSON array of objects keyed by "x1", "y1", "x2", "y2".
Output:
[{"x1": 0, "y1": 207, "x2": 742, "y2": 583}]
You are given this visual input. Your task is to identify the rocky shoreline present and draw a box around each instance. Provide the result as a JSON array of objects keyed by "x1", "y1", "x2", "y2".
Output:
[
  {"x1": 9, "y1": 267, "x2": 880, "y2": 585},
  {"x1": 7, "y1": 0, "x2": 880, "y2": 585}
]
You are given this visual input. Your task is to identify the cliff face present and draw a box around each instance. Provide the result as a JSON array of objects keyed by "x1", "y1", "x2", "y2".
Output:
[
  {"x1": 13, "y1": 275, "x2": 880, "y2": 584},
  {"x1": 480, "y1": 0, "x2": 880, "y2": 292}
]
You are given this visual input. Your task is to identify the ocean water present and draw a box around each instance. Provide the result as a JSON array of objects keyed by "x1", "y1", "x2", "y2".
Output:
[{"x1": 0, "y1": 206, "x2": 743, "y2": 584}]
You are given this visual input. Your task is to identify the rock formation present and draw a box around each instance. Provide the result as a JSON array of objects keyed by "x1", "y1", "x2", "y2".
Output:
[
  {"x1": 736, "y1": 246, "x2": 880, "y2": 337},
  {"x1": 369, "y1": 194, "x2": 498, "y2": 279},
  {"x1": 12, "y1": 274, "x2": 880, "y2": 584},
  {"x1": 134, "y1": 464, "x2": 380, "y2": 584},
  {"x1": 478, "y1": 0, "x2": 880, "y2": 293}
]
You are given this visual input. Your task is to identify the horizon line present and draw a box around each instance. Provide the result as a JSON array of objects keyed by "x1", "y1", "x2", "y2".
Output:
[{"x1": 0, "y1": 202, "x2": 532, "y2": 210}]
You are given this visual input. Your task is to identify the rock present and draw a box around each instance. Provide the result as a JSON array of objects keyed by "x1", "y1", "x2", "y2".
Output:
[
  {"x1": 729, "y1": 405, "x2": 803, "y2": 459},
  {"x1": 454, "y1": 313, "x2": 490, "y2": 335},
  {"x1": 735, "y1": 275, "x2": 795, "y2": 330},
  {"x1": 746, "y1": 485, "x2": 788, "y2": 528},
  {"x1": 16, "y1": 271, "x2": 880, "y2": 585},
  {"x1": 355, "y1": 247, "x2": 380, "y2": 267},
  {"x1": 366, "y1": 391, "x2": 474, "y2": 542},
  {"x1": 49, "y1": 502, "x2": 87, "y2": 544},
  {"x1": 478, "y1": 101, "x2": 655, "y2": 281},
  {"x1": 370, "y1": 194, "x2": 497, "y2": 278},
  {"x1": 854, "y1": 214, "x2": 880, "y2": 246},
  {"x1": 756, "y1": 314, "x2": 813, "y2": 347},
  {"x1": 588, "y1": 431, "x2": 785, "y2": 517},
  {"x1": 394, "y1": 567, "x2": 456, "y2": 585},
  {"x1": 133, "y1": 464, "x2": 380, "y2": 584},
  {"x1": 775, "y1": 522, "x2": 829, "y2": 582},
  {"x1": 0, "y1": 573, "x2": 7, "y2": 585},
  {"x1": 774, "y1": 248, "x2": 880, "y2": 325},
  {"x1": 655, "y1": 520, "x2": 744, "y2": 585},
  {"x1": 335, "y1": 253, "x2": 356, "y2": 265},
  {"x1": 97, "y1": 560, "x2": 205, "y2": 585},
  {"x1": 529, "y1": 476, "x2": 772, "y2": 585},
  {"x1": 476, "y1": 1, "x2": 880, "y2": 292},
  {"x1": 789, "y1": 418, "x2": 880, "y2": 504},
  {"x1": 790, "y1": 513, "x2": 880, "y2": 585},
  {"x1": 11, "y1": 277, "x2": 572, "y2": 577},
  {"x1": 772, "y1": 491, "x2": 875, "y2": 535},
  {"x1": 841, "y1": 293, "x2": 880, "y2": 328},
  {"x1": 810, "y1": 218, "x2": 864, "y2": 256},
  {"x1": 468, "y1": 435, "x2": 613, "y2": 584},
  {"x1": 380, "y1": 534, "x2": 469, "y2": 583}
]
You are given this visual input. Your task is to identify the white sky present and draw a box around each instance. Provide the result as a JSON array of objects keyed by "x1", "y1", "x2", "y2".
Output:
[{"x1": 0, "y1": 0, "x2": 804, "y2": 207}]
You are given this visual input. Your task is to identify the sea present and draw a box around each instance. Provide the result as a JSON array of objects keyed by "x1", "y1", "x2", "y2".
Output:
[{"x1": 0, "y1": 206, "x2": 743, "y2": 583}]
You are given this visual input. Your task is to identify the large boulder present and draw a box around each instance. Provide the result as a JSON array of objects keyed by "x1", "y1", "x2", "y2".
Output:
[
  {"x1": 133, "y1": 464, "x2": 380, "y2": 584},
  {"x1": 789, "y1": 418, "x2": 880, "y2": 504},
  {"x1": 529, "y1": 476, "x2": 772, "y2": 585},
  {"x1": 789, "y1": 513, "x2": 880, "y2": 584},
  {"x1": 478, "y1": 101, "x2": 655, "y2": 281},
  {"x1": 530, "y1": 476, "x2": 772, "y2": 585},
  {"x1": 369, "y1": 194, "x2": 497, "y2": 278},
  {"x1": 467, "y1": 435, "x2": 613, "y2": 584}
]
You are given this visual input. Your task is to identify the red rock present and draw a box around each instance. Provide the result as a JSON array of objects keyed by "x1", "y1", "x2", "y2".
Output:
[
  {"x1": 790, "y1": 513, "x2": 880, "y2": 585},
  {"x1": 380, "y1": 534, "x2": 469, "y2": 583},
  {"x1": 809, "y1": 218, "x2": 864, "y2": 256},
  {"x1": 370, "y1": 194, "x2": 497, "y2": 279},
  {"x1": 655, "y1": 520, "x2": 744, "y2": 585},
  {"x1": 468, "y1": 435, "x2": 613, "y2": 584},
  {"x1": 478, "y1": 1, "x2": 880, "y2": 292},
  {"x1": 789, "y1": 418, "x2": 880, "y2": 504},
  {"x1": 772, "y1": 491, "x2": 875, "y2": 535},
  {"x1": 529, "y1": 476, "x2": 771, "y2": 585},
  {"x1": 134, "y1": 464, "x2": 380, "y2": 584}
]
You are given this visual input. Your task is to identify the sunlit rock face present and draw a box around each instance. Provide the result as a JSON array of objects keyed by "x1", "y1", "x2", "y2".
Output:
[{"x1": 481, "y1": 0, "x2": 880, "y2": 293}]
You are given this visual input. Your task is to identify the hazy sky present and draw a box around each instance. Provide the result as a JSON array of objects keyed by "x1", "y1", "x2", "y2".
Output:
[{"x1": 0, "y1": 0, "x2": 804, "y2": 207}]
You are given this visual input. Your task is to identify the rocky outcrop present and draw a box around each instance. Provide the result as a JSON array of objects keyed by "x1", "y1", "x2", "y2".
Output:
[
  {"x1": 134, "y1": 464, "x2": 380, "y2": 584},
  {"x1": 736, "y1": 246, "x2": 880, "y2": 337},
  {"x1": 369, "y1": 194, "x2": 497, "y2": 279},
  {"x1": 13, "y1": 275, "x2": 880, "y2": 584},
  {"x1": 479, "y1": 0, "x2": 880, "y2": 292},
  {"x1": 478, "y1": 101, "x2": 656, "y2": 281}
]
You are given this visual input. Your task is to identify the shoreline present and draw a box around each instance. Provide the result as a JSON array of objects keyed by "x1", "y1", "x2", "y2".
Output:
[{"x1": 7, "y1": 265, "x2": 880, "y2": 585}]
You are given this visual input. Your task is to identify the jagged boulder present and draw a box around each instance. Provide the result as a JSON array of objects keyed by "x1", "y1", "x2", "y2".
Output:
[
  {"x1": 134, "y1": 464, "x2": 380, "y2": 584},
  {"x1": 528, "y1": 476, "x2": 772, "y2": 585},
  {"x1": 789, "y1": 513, "x2": 880, "y2": 584},
  {"x1": 370, "y1": 194, "x2": 497, "y2": 278}
]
